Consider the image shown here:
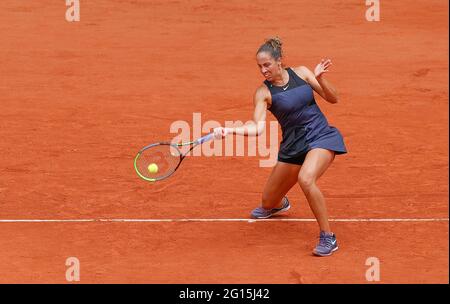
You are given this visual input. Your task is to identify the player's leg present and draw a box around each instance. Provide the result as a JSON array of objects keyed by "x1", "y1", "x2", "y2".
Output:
[
  {"x1": 251, "y1": 161, "x2": 300, "y2": 218},
  {"x1": 298, "y1": 148, "x2": 338, "y2": 256},
  {"x1": 298, "y1": 148, "x2": 335, "y2": 232},
  {"x1": 260, "y1": 161, "x2": 300, "y2": 209}
]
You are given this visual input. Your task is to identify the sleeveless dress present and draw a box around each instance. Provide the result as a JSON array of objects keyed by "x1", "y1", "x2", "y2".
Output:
[{"x1": 264, "y1": 67, "x2": 347, "y2": 165}]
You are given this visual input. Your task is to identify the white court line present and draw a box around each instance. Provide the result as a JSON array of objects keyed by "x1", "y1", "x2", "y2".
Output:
[{"x1": 0, "y1": 218, "x2": 448, "y2": 223}]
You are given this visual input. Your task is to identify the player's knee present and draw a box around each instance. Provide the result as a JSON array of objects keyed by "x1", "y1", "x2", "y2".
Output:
[{"x1": 298, "y1": 172, "x2": 315, "y2": 190}]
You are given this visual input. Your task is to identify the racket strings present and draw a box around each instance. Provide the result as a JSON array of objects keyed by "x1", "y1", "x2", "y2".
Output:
[{"x1": 135, "y1": 145, "x2": 180, "y2": 180}]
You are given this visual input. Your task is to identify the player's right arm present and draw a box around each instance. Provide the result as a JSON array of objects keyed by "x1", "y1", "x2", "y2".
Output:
[{"x1": 214, "y1": 85, "x2": 270, "y2": 138}]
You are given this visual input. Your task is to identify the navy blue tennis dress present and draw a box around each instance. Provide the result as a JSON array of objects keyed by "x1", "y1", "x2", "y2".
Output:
[{"x1": 264, "y1": 67, "x2": 347, "y2": 165}]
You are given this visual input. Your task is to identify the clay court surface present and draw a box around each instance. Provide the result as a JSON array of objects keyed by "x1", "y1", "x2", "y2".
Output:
[{"x1": 0, "y1": 0, "x2": 448, "y2": 283}]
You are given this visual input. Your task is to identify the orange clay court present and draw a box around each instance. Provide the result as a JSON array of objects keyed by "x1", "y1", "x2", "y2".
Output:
[{"x1": 0, "y1": 0, "x2": 448, "y2": 283}]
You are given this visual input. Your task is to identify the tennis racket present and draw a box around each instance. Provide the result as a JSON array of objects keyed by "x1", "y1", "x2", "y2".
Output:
[{"x1": 134, "y1": 133, "x2": 215, "y2": 182}]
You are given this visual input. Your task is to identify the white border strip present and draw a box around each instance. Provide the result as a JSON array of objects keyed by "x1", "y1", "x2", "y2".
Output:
[{"x1": 0, "y1": 218, "x2": 448, "y2": 223}]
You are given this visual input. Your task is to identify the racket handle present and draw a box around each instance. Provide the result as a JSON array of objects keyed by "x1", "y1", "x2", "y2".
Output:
[{"x1": 197, "y1": 133, "x2": 215, "y2": 144}]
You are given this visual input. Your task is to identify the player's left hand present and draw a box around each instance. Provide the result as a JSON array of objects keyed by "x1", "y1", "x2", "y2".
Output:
[{"x1": 314, "y1": 58, "x2": 332, "y2": 78}]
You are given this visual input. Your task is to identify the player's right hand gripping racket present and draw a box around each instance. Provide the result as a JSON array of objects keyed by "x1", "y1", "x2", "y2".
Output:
[{"x1": 134, "y1": 133, "x2": 215, "y2": 182}]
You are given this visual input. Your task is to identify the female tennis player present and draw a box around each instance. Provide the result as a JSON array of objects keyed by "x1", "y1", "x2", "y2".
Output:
[{"x1": 213, "y1": 37, "x2": 347, "y2": 257}]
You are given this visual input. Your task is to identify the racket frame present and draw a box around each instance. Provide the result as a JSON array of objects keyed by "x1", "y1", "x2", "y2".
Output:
[{"x1": 134, "y1": 133, "x2": 214, "y2": 182}]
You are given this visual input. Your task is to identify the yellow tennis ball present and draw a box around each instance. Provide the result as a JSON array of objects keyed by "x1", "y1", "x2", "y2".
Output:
[{"x1": 148, "y1": 163, "x2": 158, "y2": 174}]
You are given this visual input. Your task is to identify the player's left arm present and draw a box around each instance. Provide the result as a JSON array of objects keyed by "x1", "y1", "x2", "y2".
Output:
[{"x1": 293, "y1": 59, "x2": 339, "y2": 104}]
